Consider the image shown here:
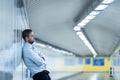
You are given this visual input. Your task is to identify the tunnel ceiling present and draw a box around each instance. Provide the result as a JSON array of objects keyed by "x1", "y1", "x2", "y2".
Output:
[{"x1": 24, "y1": 0, "x2": 120, "y2": 57}]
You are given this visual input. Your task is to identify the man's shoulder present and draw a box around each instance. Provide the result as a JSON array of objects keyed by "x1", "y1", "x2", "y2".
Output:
[
  {"x1": 23, "y1": 42, "x2": 32, "y2": 50},
  {"x1": 22, "y1": 43, "x2": 32, "y2": 57}
]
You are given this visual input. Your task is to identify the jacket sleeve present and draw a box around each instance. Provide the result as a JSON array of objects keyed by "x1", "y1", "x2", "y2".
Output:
[{"x1": 24, "y1": 46, "x2": 43, "y2": 66}]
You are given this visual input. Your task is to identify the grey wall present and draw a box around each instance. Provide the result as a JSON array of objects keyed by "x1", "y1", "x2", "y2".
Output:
[{"x1": 0, "y1": 0, "x2": 29, "y2": 80}]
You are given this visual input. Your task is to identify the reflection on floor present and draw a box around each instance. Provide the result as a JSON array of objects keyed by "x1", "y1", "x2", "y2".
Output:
[
  {"x1": 114, "y1": 72, "x2": 120, "y2": 80},
  {"x1": 58, "y1": 72, "x2": 115, "y2": 80},
  {"x1": 50, "y1": 71, "x2": 81, "y2": 80}
]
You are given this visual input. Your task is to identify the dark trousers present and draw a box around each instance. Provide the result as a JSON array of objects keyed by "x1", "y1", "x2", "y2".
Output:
[{"x1": 33, "y1": 70, "x2": 51, "y2": 80}]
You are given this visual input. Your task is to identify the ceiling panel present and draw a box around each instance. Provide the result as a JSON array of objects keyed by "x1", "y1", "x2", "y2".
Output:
[
  {"x1": 84, "y1": 0, "x2": 120, "y2": 56},
  {"x1": 24, "y1": 0, "x2": 120, "y2": 57}
]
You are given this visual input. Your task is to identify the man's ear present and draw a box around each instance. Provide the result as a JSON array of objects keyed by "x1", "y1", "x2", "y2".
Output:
[{"x1": 25, "y1": 37, "x2": 28, "y2": 41}]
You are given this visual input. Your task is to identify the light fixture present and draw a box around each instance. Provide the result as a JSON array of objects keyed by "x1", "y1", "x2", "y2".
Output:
[
  {"x1": 76, "y1": 31, "x2": 97, "y2": 57},
  {"x1": 73, "y1": 0, "x2": 114, "y2": 57},
  {"x1": 75, "y1": 0, "x2": 114, "y2": 29},
  {"x1": 95, "y1": 4, "x2": 108, "y2": 10},
  {"x1": 50, "y1": 47, "x2": 74, "y2": 56},
  {"x1": 84, "y1": 15, "x2": 96, "y2": 20},
  {"x1": 77, "y1": 33, "x2": 86, "y2": 41},
  {"x1": 74, "y1": 26, "x2": 81, "y2": 31},
  {"x1": 81, "y1": 19, "x2": 90, "y2": 24},
  {"x1": 33, "y1": 42, "x2": 46, "y2": 48},
  {"x1": 102, "y1": 0, "x2": 114, "y2": 4},
  {"x1": 76, "y1": 31, "x2": 83, "y2": 35},
  {"x1": 77, "y1": 22, "x2": 86, "y2": 28},
  {"x1": 77, "y1": 19, "x2": 90, "y2": 27},
  {"x1": 89, "y1": 11, "x2": 100, "y2": 16},
  {"x1": 34, "y1": 42, "x2": 74, "y2": 56}
]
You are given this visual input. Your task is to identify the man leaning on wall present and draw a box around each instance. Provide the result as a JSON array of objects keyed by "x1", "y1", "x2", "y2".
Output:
[{"x1": 22, "y1": 29, "x2": 51, "y2": 80}]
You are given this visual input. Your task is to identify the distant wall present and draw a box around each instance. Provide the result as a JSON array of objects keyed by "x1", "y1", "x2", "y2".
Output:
[
  {"x1": 34, "y1": 46, "x2": 111, "y2": 72},
  {"x1": 82, "y1": 57, "x2": 110, "y2": 71},
  {"x1": 47, "y1": 57, "x2": 110, "y2": 72}
]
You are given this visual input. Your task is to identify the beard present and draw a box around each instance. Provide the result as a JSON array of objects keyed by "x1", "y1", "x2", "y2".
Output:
[{"x1": 28, "y1": 40, "x2": 34, "y2": 44}]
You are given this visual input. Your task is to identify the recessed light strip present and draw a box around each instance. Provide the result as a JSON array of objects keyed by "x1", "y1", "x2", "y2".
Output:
[
  {"x1": 73, "y1": 0, "x2": 114, "y2": 57},
  {"x1": 34, "y1": 42, "x2": 74, "y2": 56},
  {"x1": 76, "y1": 31, "x2": 97, "y2": 57},
  {"x1": 74, "y1": 0, "x2": 114, "y2": 29}
]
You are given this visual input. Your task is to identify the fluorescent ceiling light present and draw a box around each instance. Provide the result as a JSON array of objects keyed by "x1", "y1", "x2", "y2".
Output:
[
  {"x1": 33, "y1": 42, "x2": 46, "y2": 48},
  {"x1": 74, "y1": 26, "x2": 81, "y2": 31},
  {"x1": 51, "y1": 48, "x2": 73, "y2": 56},
  {"x1": 76, "y1": 31, "x2": 97, "y2": 57},
  {"x1": 77, "y1": 22, "x2": 86, "y2": 28},
  {"x1": 74, "y1": 0, "x2": 114, "y2": 57},
  {"x1": 76, "y1": 31, "x2": 83, "y2": 36},
  {"x1": 95, "y1": 4, "x2": 108, "y2": 10},
  {"x1": 90, "y1": 11, "x2": 100, "y2": 16},
  {"x1": 83, "y1": 40, "x2": 90, "y2": 46},
  {"x1": 77, "y1": 19, "x2": 90, "y2": 28},
  {"x1": 102, "y1": 0, "x2": 114, "y2": 4},
  {"x1": 35, "y1": 42, "x2": 73, "y2": 56},
  {"x1": 81, "y1": 19, "x2": 90, "y2": 24},
  {"x1": 78, "y1": 35, "x2": 86, "y2": 41},
  {"x1": 93, "y1": 54, "x2": 97, "y2": 58},
  {"x1": 85, "y1": 15, "x2": 96, "y2": 20},
  {"x1": 66, "y1": 52, "x2": 72, "y2": 55},
  {"x1": 77, "y1": 15, "x2": 95, "y2": 28},
  {"x1": 76, "y1": 0, "x2": 114, "y2": 29}
]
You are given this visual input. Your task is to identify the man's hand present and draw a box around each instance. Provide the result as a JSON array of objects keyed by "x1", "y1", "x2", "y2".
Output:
[{"x1": 38, "y1": 54, "x2": 45, "y2": 61}]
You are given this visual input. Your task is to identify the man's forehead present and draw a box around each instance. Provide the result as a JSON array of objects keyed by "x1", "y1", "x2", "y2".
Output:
[{"x1": 31, "y1": 32, "x2": 34, "y2": 35}]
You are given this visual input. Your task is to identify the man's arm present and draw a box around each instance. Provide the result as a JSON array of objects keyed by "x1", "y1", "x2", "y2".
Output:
[{"x1": 24, "y1": 47, "x2": 43, "y2": 66}]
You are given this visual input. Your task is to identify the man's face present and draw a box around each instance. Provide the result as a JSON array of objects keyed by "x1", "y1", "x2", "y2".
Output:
[{"x1": 26, "y1": 32, "x2": 35, "y2": 44}]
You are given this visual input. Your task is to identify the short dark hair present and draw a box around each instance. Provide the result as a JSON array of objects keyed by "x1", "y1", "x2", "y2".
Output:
[{"x1": 22, "y1": 29, "x2": 32, "y2": 41}]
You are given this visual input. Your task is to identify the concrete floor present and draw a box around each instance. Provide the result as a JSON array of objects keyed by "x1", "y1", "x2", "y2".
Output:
[{"x1": 59, "y1": 72, "x2": 115, "y2": 80}]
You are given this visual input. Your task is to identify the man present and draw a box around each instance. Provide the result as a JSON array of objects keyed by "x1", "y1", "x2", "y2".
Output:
[{"x1": 22, "y1": 29, "x2": 51, "y2": 80}]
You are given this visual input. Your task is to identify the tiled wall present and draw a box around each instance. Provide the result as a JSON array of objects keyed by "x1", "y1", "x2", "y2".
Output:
[{"x1": 0, "y1": 0, "x2": 29, "y2": 80}]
